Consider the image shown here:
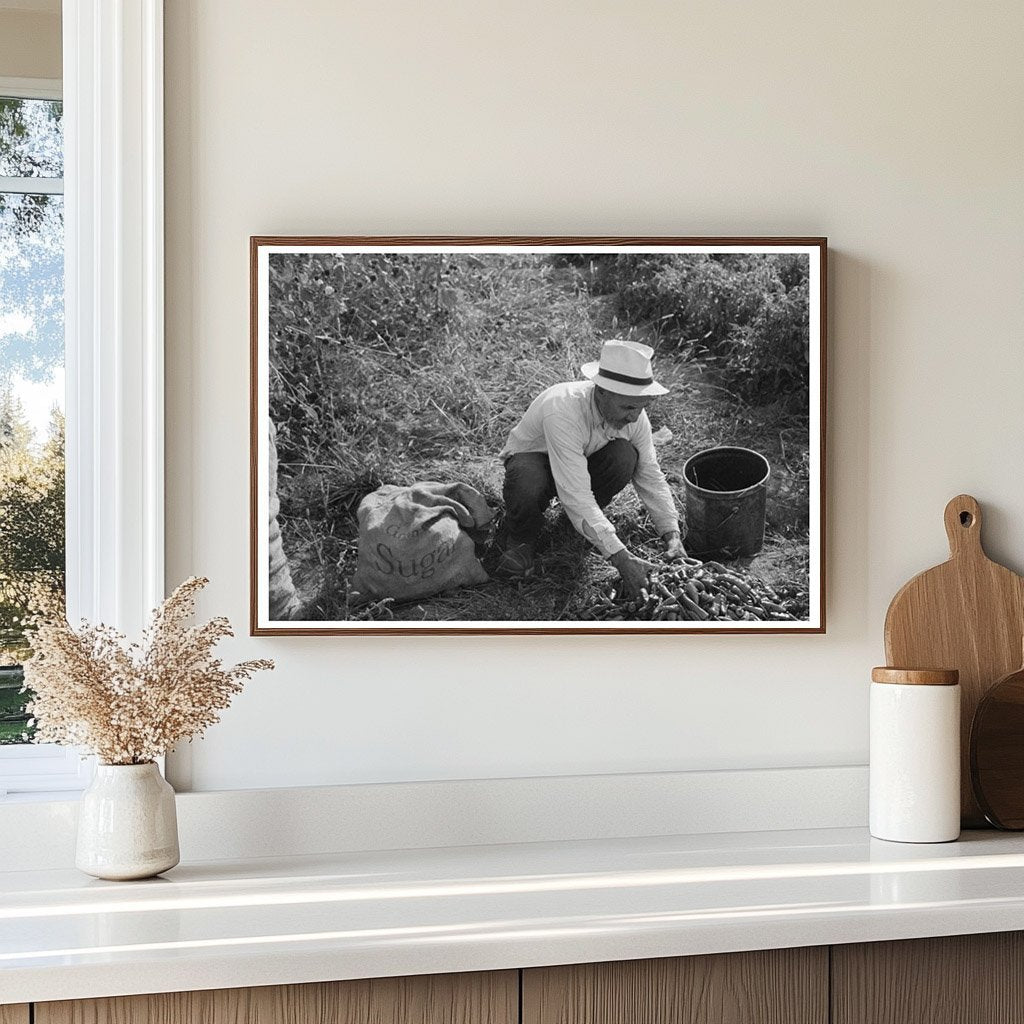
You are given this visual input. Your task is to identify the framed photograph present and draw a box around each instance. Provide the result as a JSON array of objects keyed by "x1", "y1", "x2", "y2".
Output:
[{"x1": 251, "y1": 236, "x2": 826, "y2": 635}]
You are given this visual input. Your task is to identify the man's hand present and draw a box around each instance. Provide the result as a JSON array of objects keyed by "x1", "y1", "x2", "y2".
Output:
[
  {"x1": 608, "y1": 549, "x2": 657, "y2": 600},
  {"x1": 662, "y1": 530, "x2": 687, "y2": 560}
]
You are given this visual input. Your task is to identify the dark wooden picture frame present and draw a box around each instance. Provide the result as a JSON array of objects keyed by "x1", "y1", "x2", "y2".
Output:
[{"x1": 251, "y1": 236, "x2": 826, "y2": 635}]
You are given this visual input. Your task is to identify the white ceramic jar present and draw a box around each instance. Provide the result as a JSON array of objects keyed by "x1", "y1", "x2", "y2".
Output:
[
  {"x1": 76, "y1": 762, "x2": 180, "y2": 880},
  {"x1": 870, "y1": 667, "x2": 961, "y2": 843}
]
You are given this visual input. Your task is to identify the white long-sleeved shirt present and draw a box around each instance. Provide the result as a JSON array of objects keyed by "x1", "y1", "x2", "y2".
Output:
[{"x1": 499, "y1": 381, "x2": 680, "y2": 558}]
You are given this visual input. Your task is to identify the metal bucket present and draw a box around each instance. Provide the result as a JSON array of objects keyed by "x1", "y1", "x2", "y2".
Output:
[{"x1": 683, "y1": 446, "x2": 770, "y2": 559}]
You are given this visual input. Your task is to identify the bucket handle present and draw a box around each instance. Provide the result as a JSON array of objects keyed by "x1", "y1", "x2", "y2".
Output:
[{"x1": 717, "y1": 505, "x2": 743, "y2": 529}]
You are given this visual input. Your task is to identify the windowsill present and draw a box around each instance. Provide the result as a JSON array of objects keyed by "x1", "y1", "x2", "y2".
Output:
[
  {"x1": 4, "y1": 826, "x2": 1024, "y2": 1005},
  {"x1": 0, "y1": 789, "x2": 84, "y2": 804},
  {"x1": 0, "y1": 744, "x2": 95, "y2": 797},
  {"x1": 0, "y1": 765, "x2": 869, "y2": 870}
]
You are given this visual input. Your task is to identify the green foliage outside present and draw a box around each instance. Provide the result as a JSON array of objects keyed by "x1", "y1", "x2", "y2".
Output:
[
  {"x1": 0, "y1": 395, "x2": 64, "y2": 742},
  {"x1": 0, "y1": 665, "x2": 28, "y2": 743},
  {"x1": 269, "y1": 252, "x2": 812, "y2": 622}
]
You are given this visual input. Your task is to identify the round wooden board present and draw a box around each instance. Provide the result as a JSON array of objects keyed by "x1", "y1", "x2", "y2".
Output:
[{"x1": 971, "y1": 663, "x2": 1024, "y2": 829}]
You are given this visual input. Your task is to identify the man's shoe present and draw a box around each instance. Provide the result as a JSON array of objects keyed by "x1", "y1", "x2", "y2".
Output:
[{"x1": 494, "y1": 542, "x2": 535, "y2": 580}]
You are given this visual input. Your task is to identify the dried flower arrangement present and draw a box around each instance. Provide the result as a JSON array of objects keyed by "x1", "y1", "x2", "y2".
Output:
[{"x1": 23, "y1": 577, "x2": 273, "y2": 765}]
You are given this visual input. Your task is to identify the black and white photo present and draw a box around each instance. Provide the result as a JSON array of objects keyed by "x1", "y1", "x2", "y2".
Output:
[{"x1": 251, "y1": 237, "x2": 825, "y2": 634}]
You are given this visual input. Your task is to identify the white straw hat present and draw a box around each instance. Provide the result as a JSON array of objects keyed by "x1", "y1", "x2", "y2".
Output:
[{"x1": 581, "y1": 339, "x2": 668, "y2": 397}]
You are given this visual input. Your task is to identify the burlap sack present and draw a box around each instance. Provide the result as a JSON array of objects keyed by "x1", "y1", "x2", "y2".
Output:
[{"x1": 350, "y1": 482, "x2": 493, "y2": 602}]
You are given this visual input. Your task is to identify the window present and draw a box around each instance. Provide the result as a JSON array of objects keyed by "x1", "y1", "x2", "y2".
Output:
[
  {"x1": 0, "y1": 80, "x2": 79, "y2": 794},
  {"x1": 0, "y1": 2, "x2": 166, "y2": 799},
  {"x1": 0, "y1": 87, "x2": 65, "y2": 719},
  {"x1": 0, "y1": 4, "x2": 166, "y2": 798}
]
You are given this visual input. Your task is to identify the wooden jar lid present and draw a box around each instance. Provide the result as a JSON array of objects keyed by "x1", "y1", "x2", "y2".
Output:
[{"x1": 871, "y1": 667, "x2": 960, "y2": 686}]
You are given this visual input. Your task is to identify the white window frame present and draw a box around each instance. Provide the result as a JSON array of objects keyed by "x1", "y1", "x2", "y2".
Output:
[
  {"x1": 0, "y1": 77, "x2": 61, "y2": 101},
  {"x1": 0, "y1": 1, "x2": 164, "y2": 797}
]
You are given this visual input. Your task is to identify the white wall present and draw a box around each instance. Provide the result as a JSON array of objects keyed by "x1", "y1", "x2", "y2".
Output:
[{"x1": 164, "y1": 0, "x2": 1024, "y2": 792}]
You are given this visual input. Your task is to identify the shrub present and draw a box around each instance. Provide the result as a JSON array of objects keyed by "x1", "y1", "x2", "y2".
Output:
[{"x1": 596, "y1": 253, "x2": 810, "y2": 403}]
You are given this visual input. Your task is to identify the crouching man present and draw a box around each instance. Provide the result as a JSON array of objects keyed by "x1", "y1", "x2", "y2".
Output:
[{"x1": 497, "y1": 339, "x2": 686, "y2": 598}]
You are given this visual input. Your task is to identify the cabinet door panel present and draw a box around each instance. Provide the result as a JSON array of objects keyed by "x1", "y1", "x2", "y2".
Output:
[
  {"x1": 523, "y1": 948, "x2": 828, "y2": 1024},
  {"x1": 832, "y1": 932, "x2": 1024, "y2": 1024},
  {"x1": 36, "y1": 970, "x2": 518, "y2": 1024},
  {"x1": 0, "y1": 1007, "x2": 29, "y2": 1024}
]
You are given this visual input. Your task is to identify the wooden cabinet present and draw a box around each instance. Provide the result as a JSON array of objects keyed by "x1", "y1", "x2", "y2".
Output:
[
  {"x1": 832, "y1": 932, "x2": 1024, "y2": 1024},
  {"x1": 522, "y1": 948, "x2": 828, "y2": 1024},
  {"x1": 34, "y1": 971, "x2": 518, "y2": 1024},
  {"x1": 13, "y1": 933, "x2": 1024, "y2": 1024}
]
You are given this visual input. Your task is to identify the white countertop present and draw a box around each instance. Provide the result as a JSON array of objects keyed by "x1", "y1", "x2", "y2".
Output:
[{"x1": 4, "y1": 826, "x2": 1024, "y2": 1005}]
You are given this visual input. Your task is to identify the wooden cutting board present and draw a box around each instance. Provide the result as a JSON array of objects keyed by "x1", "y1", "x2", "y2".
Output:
[{"x1": 884, "y1": 494, "x2": 1024, "y2": 826}]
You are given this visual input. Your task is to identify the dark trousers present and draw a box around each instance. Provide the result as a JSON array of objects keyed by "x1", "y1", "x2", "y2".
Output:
[{"x1": 502, "y1": 438, "x2": 639, "y2": 546}]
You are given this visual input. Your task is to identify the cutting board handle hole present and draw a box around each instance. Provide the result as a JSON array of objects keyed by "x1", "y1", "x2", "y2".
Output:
[{"x1": 960, "y1": 511, "x2": 974, "y2": 527}]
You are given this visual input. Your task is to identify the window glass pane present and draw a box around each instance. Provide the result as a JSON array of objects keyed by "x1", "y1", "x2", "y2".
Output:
[
  {"x1": 0, "y1": 98, "x2": 63, "y2": 179},
  {"x1": 0, "y1": 184, "x2": 65, "y2": 745}
]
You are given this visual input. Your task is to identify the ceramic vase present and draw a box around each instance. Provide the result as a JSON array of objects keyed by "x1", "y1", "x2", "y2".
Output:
[{"x1": 76, "y1": 762, "x2": 180, "y2": 880}]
